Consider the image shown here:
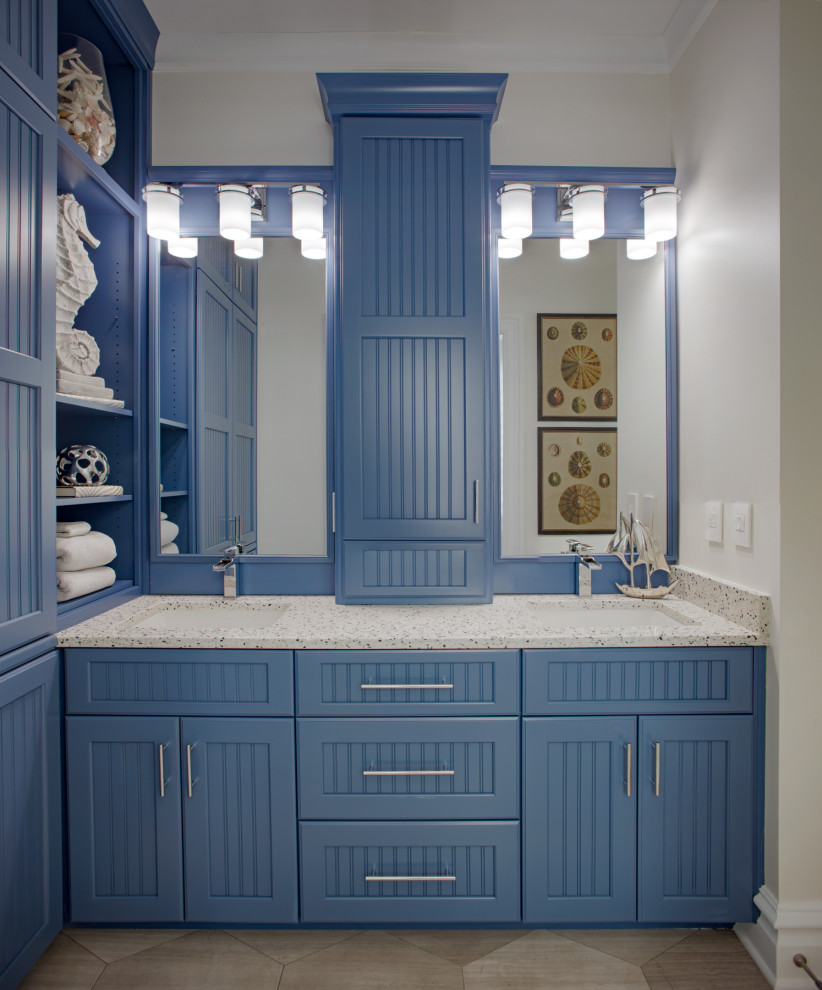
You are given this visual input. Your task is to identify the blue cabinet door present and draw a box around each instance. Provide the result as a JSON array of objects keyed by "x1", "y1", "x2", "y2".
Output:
[
  {"x1": 0, "y1": 72, "x2": 56, "y2": 657},
  {"x1": 337, "y1": 116, "x2": 491, "y2": 602},
  {"x1": 0, "y1": 0, "x2": 56, "y2": 112},
  {"x1": 523, "y1": 716, "x2": 637, "y2": 923},
  {"x1": 65, "y1": 716, "x2": 184, "y2": 922},
  {"x1": 182, "y1": 718, "x2": 297, "y2": 923},
  {"x1": 0, "y1": 652, "x2": 61, "y2": 990},
  {"x1": 638, "y1": 715, "x2": 755, "y2": 923}
]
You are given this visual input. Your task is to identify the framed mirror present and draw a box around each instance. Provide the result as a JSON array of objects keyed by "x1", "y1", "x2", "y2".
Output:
[
  {"x1": 490, "y1": 169, "x2": 678, "y2": 592},
  {"x1": 147, "y1": 171, "x2": 336, "y2": 594}
]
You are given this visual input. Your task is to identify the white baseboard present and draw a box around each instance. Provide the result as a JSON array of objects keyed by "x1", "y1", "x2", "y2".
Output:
[{"x1": 736, "y1": 886, "x2": 822, "y2": 990}]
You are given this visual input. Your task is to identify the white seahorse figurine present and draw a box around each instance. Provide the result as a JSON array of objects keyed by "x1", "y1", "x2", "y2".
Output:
[{"x1": 56, "y1": 193, "x2": 102, "y2": 376}]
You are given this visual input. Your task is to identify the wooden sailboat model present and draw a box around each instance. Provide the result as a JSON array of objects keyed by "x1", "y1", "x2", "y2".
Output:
[{"x1": 606, "y1": 512, "x2": 679, "y2": 599}]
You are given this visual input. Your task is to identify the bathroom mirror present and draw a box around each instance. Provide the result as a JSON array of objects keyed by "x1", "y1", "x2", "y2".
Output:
[
  {"x1": 498, "y1": 234, "x2": 671, "y2": 558},
  {"x1": 155, "y1": 232, "x2": 329, "y2": 558}
]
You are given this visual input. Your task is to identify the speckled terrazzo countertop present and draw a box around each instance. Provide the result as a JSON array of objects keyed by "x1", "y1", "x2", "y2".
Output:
[{"x1": 56, "y1": 593, "x2": 765, "y2": 650}]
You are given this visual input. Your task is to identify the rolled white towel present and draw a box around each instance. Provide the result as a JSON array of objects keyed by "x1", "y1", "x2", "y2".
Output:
[
  {"x1": 161, "y1": 542, "x2": 179, "y2": 555},
  {"x1": 160, "y1": 511, "x2": 168, "y2": 520},
  {"x1": 160, "y1": 519, "x2": 179, "y2": 545},
  {"x1": 57, "y1": 565, "x2": 116, "y2": 602},
  {"x1": 56, "y1": 520, "x2": 91, "y2": 537},
  {"x1": 56, "y1": 530, "x2": 117, "y2": 571}
]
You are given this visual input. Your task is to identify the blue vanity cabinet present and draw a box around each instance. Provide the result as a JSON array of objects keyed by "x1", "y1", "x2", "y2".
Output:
[
  {"x1": 335, "y1": 112, "x2": 495, "y2": 603},
  {"x1": 0, "y1": 652, "x2": 62, "y2": 990},
  {"x1": 64, "y1": 648, "x2": 297, "y2": 924},
  {"x1": 522, "y1": 647, "x2": 759, "y2": 925}
]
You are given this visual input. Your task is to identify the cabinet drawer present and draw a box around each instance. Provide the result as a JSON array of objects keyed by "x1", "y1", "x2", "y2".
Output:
[
  {"x1": 300, "y1": 821, "x2": 520, "y2": 922},
  {"x1": 524, "y1": 647, "x2": 753, "y2": 715},
  {"x1": 297, "y1": 718, "x2": 518, "y2": 820},
  {"x1": 297, "y1": 650, "x2": 519, "y2": 715},
  {"x1": 65, "y1": 648, "x2": 294, "y2": 716}
]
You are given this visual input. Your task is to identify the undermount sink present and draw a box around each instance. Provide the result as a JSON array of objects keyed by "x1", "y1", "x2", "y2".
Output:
[
  {"x1": 531, "y1": 603, "x2": 689, "y2": 629},
  {"x1": 130, "y1": 603, "x2": 290, "y2": 631}
]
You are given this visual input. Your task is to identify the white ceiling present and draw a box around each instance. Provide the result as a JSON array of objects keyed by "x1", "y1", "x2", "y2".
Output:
[{"x1": 145, "y1": 0, "x2": 717, "y2": 73}]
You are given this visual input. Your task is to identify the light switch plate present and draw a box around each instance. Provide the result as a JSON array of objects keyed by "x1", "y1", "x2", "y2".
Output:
[
  {"x1": 705, "y1": 501, "x2": 723, "y2": 542},
  {"x1": 640, "y1": 494, "x2": 656, "y2": 532},
  {"x1": 627, "y1": 492, "x2": 639, "y2": 519},
  {"x1": 731, "y1": 502, "x2": 753, "y2": 548}
]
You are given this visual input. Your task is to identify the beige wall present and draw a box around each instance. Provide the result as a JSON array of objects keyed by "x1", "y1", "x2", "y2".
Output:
[{"x1": 153, "y1": 70, "x2": 672, "y2": 167}]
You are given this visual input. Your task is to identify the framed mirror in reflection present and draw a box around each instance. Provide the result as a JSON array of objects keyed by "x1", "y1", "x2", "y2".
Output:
[
  {"x1": 497, "y1": 221, "x2": 674, "y2": 562},
  {"x1": 157, "y1": 235, "x2": 327, "y2": 557}
]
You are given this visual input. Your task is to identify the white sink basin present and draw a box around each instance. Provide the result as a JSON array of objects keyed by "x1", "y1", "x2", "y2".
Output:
[
  {"x1": 532, "y1": 604, "x2": 688, "y2": 629},
  {"x1": 130, "y1": 603, "x2": 289, "y2": 631}
]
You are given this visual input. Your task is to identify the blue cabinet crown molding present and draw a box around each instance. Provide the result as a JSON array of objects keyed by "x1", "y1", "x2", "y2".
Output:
[
  {"x1": 86, "y1": 0, "x2": 159, "y2": 70},
  {"x1": 317, "y1": 72, "x2": 508, "y2": 123}
]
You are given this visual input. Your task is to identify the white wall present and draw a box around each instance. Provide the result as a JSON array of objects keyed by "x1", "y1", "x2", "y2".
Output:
[
  {"x1": 153, "y1": 70, "x2": 671, "y2": 167},
  {"x1": 256, "y1": 238, "x2": 327, "y2": 555}
]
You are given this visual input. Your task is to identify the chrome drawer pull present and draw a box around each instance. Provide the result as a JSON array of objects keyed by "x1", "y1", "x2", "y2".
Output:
[
  {"x1": 654, "y1": 742, "x2": 661, "y2": 797},
  {"x1": 360, "y1": 683, "x2": 454, "y2": 690},
  {"x1": 158, "y1": 744, "x2": 166, "y2": 798},
  {"x1": 365, "y1": 875, "x2": 456, "y2": 882},
  {"x1": 362, "y1": 769, "x2": 455, "y2": 777},
  {"x1": 625, "y1": 742, "x2": 632, "y2": 798},
  {"x1": 186, "y1": 744, "x2": 194, "y2": 798}
]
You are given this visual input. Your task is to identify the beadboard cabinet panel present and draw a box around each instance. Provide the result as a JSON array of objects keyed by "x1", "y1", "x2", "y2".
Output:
[
  {"x1": 0, "y1": 653, "x2": 61, "y2": 990},
  {"x1": 0, "y1": 0, "x2": 56, "y2": 112}
]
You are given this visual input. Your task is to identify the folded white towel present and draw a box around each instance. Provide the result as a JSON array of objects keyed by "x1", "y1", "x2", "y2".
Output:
[
  {"x1": 160, "y1": 519, "x2": 179, "y2": 545},
  {"x1": 161, "y1": 542, "x2": 179, "y2": 555},
  {"x1": 56, "y1": 530, "x2": 117, "y2": 571},
  {"x1": 56, "y1": 565, "x2": 116, "y2": 602},
  {"x1": 56, "y1": 520, "x2": 91, "y2": 537}
]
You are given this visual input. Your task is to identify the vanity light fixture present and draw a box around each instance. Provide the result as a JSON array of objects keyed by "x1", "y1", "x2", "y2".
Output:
[
  {"x1": 497, "y1": 236, "x2": 522, "y2": 259},
  {"x1": 300, "y1": 236, "x2": 327, "y2": 260},
  {"x1": 142, "y1": 183, "x2": 182, "y2": 240},
  {"x1": 497, "y1": 183, "x2": 534, "y2": 240},
  {"x1": 568, "y1": 184, "x2": 606, "y2": 241},
  {"x1": 641, "y1": 185, "x2": 681, "y2": 242},
  {"x1": 626, "y1": 238, "x2": 658, "y2": 260},
  {"x1": 559, "y1": 237, "x2": 589, "y2": 260},
  {"x1": 167, "y1": 237, "x2": 198, "y2": 259},
  {"x1": 233, "y1": 200, "x2": 265, "y2": 259},
  {"x1": 218, "y1": 183, "x2": 255, "y2": 241},
  {"x1": 290, "y1": 184, "x2": 326, "y2": 241}
]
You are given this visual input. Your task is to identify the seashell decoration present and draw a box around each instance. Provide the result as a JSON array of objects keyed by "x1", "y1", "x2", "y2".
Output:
[
  {"x1": 56, "y1": 328, "x2": 100, "y2": 376},
  {"x1": 58, "y1": 39, "x2": 116, "y2": 165}
]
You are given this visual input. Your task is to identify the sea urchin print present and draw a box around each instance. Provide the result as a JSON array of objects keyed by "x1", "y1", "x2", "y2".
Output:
[
  {"x1": 571, "y1": 321, "x2": 588, "y2": 340},
  {"x1": 548, "y1": 443, "x2": 561, "y2": 457},
  {"x1": 599, "y1": 473, "x2": 611, "y2": 488},
  {"x1": 561, "y1": 345, "x2": 602, "y2": 390},
  {"x1": 594, "y1": 388, "x2": 613, "y2": 411},
  {"x1": 546, "y1": 325, "x2": 559, "y2": 340},
  {"x1": 601, "y1": 327, "x2": 613, "y2": 342},
  {"x1": 548, "y1": 472, "x2": 562, "y2": 487},
  {"x1": 568, "y1": 450, "x2": 592, "y2": 479},
  {"x1": 596, "y1": 441, "x2": 612, "y2": 458},
  {"x1": 547, "y1": 386, "x2": 564, "y2": 407},
  {"x1": 571, "y1": 396, "x2": 587, "y2": 414},
  {"x1": 558, "y1": 484, "x2": 601, "y2": 525}
]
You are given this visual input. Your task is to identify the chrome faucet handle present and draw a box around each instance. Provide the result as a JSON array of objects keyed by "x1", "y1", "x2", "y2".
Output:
[{"x1": 565, "y1": 539, "x2": 596, "y2": 556}]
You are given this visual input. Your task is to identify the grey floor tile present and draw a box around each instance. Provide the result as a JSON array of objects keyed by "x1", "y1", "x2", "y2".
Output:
[
  {"x1": 228, "y1": 928, "x2": 359, "y2": 964},
  {"x1": 63, "y1": 927, "x2": 196, "y2": 963},
  {"x1": 641, "y1": 930, "x2": 771, "y2": 990},
  {"x1": 92, "y1": 929, "x2": 282, "y2": 990},
  {"x1": 463, "y1": 929, "x2": 651, "y2": 990},
  {"x1": 17, "y1": 933, "x2": 105, "y2": 990},
  {"x1": 553, "y1": 930, "x2": 692, "y2": 967},
  {"x1": 396, "y1": 929, "x2": 530, "y2": 966},
  {"x1": 278, "y1": 929, "x2": 463, "y2": 990}
]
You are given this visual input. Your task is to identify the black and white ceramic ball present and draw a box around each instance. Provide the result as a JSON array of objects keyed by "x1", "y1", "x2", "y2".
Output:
[{"x1": 56, "y1": 444, "x2": 110, "y2": 486}]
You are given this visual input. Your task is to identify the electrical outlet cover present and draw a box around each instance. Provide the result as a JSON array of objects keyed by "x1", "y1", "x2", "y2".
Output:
[
  {"x1": 731, "y1": 502, "x2": 752, "y2": 548},
  {"x1": 705, "y1": 501, "x2": 723, "y2": 542}
]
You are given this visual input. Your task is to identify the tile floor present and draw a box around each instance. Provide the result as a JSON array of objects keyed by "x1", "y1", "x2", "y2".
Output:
[{"x1": 18, "y1": 927, "x2": 772, "y2": 989}]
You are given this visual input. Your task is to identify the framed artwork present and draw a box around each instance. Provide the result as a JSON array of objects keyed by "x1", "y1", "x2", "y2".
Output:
[
  {"x1": 537, "y1": 314, "x2": 617, "y2": 420},
  {"x1": 538, "y1": 428, "x2": 617, "y2": 535}
]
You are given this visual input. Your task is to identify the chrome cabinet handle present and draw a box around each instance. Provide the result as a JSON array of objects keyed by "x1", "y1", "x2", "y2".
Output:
[
  {"x1": 365, "y1": 875, "x2": 456, "y2": 882},
  {"x1": 625, "y1": 742, "x2": 632, "y2": 798},
  {"x1": 158, "y1": 744, "x2": 165, "y2": 798},
  {"x1": 654, "y1": 742, "x2": 661, "y2": 797},
  {"x1": 186, "y1": 744, "x2": 193, "y2": 798},
  {"x1": 362, "y1": 769, "x2": 455, "y2": 777},
  {"x1": 360, "y1": 683, "x2": 454, "y2": 691},
  {"x1": 473, "y1": 480, "x2": 479, "y2": 524}
]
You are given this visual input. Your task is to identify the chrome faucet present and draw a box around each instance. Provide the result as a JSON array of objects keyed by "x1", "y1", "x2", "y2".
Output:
[
  {"x1": 213, "y1": 545, "x2": 243, "y2": 597},
  {"x1": 564, "y1": 540, "x2": 603, "y2": 596}
]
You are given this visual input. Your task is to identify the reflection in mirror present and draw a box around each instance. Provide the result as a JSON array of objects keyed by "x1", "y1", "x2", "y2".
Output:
[
  {"x1": 158, "y1": 236, "x2": 326, "y2": 556},
  {"x1": 499, "y1": 237, "x2": 667, "y2": 556}
]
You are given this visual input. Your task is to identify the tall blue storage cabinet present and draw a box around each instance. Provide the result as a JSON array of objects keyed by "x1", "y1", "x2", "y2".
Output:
[{"x1": 325, "y1": 75, "x2": 506, "y2": 603}]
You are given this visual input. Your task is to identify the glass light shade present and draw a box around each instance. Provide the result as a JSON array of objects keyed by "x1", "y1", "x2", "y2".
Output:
[
  {"x1": 234, "y1": 237, "x2": 264, "y2": 260},
  {"x1": 642, "y1": 185, "x2": 681, "y2": 242},
  {"x1": 142, "y1": 183, "x2": 182, "y2": 240},
  {"x1": 301, "y1": 236, "x2": 326, "y2": 260},
  {"x1": 167, "y1": 236, "x2": 198, "y2": 259},
  {"x1": 290, "y1": 184, "x2": 326, "y2": 241},
  {"x1": 559, "y1": 237, "x2": 589, "y2": 260},
  {"x1": 569, "y1": 184, "x2": 606, "y2": 241},
  {"x1": 497, "y1": 183, "x2": 534, "y2": 239},
  {"x1": 626, "y1": 238, "x2": 658, "y2": 260},
  {"x1": 218, "y1": 184, "x2": 254, "y2": 240},
  {"x1": 497, "y1": 236, "x2": 522, "y2": 259}
]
